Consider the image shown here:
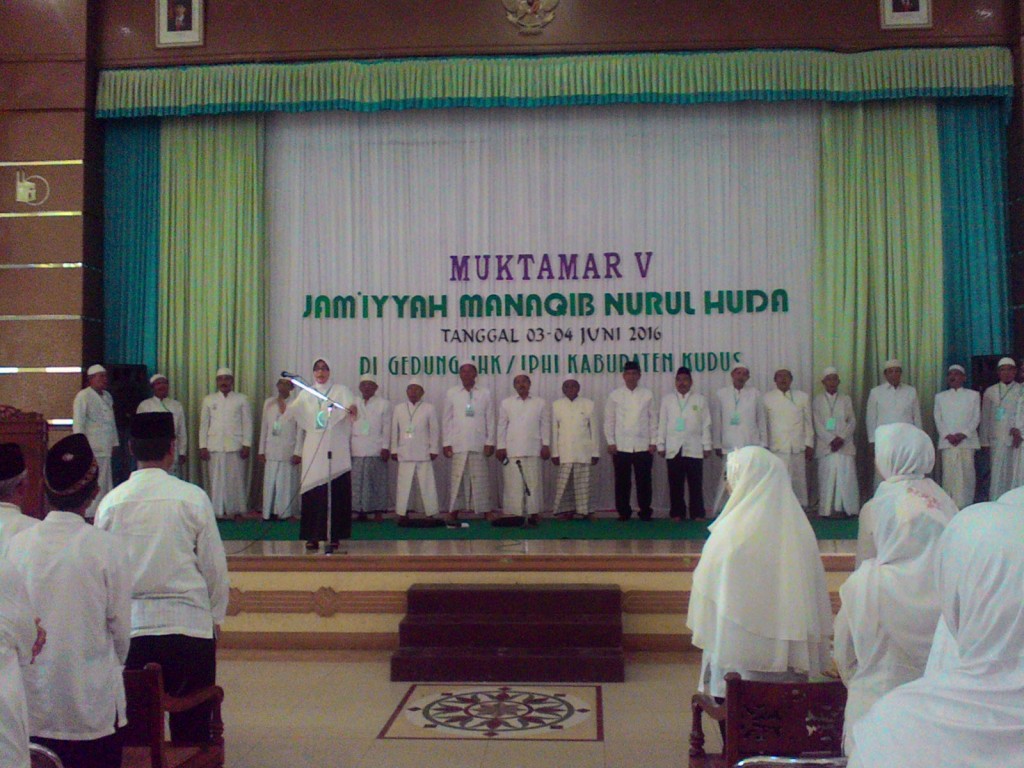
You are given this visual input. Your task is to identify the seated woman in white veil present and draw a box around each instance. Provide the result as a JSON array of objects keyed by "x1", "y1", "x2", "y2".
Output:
[
  {"x1": 687, "y1": 446, "x2": 833, "y2": 698},
  {"x1": 846, "y1": 502, "x2": 1024, "y2": 768},
  {"x1": 833, "y1": 425, "x2": 956, "y2": 752}
]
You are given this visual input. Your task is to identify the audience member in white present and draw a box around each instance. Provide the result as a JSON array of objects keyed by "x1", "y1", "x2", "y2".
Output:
[
  {"x1": 604, "y1": 360, "x2": 657, "y2": 521},
  {"x1": 288, "y1": 357, "x2": 356, "y2": 549},
  {"x1": 812, "y1": 367, "x2": 859, "y2": 518},
  {"x1": 855, "y1": 424, "x2": 957, "y2": 567},
  {"x1": 980, "y1": 357, "x2": 1022, "y2": 497},
  {"x1": 865, "y1": 359, "x2": 922, "y2": 488},
  {"x1": 198, "y1": 367, "x2": 253, "y2": 518},
  {"x1": 687, "y1": 446, "x2": 832, "y2": 698},
  {"x1": 933, "y1": 364, "x2": 980, "y2": 508},
  {"x1": 551, "y1": 377, "x2": 600, "y2": 520},
  {"x1": 351, "y1": 375, "x2": 391, "y2": 522},
  {"x1": 846, "y1": 502, "x2": 1024, "y2": 768},
  {"x1": 72, "y1": 364, "x2": 118, "y2": 518},
  {"x1": 497, "y1": 373, "x2": 550, "y2": 523},
  {"x1": 257, "y1": 378, "x2": 301, "y2": 520},
  {"x1": 0, "y1": 444, "x2": 38, "y2": 558},
  {"x1": 442, "y1": 363, "x2": 496, "y2": 522},
  {"x1": 762, "y1": 368, "x2": 814, "y2": 507},
  {"x1": 391, "y1": 378, "x2": 440, "y2": 524},
  {"x1": 711, "y1": 363, "x2": 766, "y2": 514},
  {"x1": 833, "y1": 451, "x2": 952, "y2": 754},
  {"x1": 95, "y1": 412, "x2": 229, "y2": 744},
  {"x1": 0, "y1": 560, "x2": 43, "y2": 768},
  {"x1": 7, "y1": 433, "x2": 131, "y2": 768},
  {"x1": 657, "y1": 366, "x2": 711, "y2": 520},
  {"x1": 136, "y1": 373, "x2": 188, "y2": 478}
]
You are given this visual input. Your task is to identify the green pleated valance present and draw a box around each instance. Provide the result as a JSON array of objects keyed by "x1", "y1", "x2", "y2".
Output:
[{"x1": 96, "y1": 46, "x2": 1013, "y2": 119}]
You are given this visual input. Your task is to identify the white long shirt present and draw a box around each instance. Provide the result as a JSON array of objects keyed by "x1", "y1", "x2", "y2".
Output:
[
  {"x1": 657, "y1": 391, "x2": 712, "y2": 459},
  {"x1": 288, "y1": 383, "x2": 355, "y2": 491},
  {"x1": 137, "y1": 396, "x2": 188, "y2": 456},
  {"x1": 712, "y1": 386, "x2": 766, "y2": 452},
  {"x1": 199, "y1": 390, "x2": 253, "y2": 453},
  {"x1": 443, "y1": 385, "x2": 496, "y2": 453},
  {"x1": 812, "y1": 392, "x2": 857, "y2": 458},
  {"x1": 498, "y1": 395, "x2": 550, "y2": 457},
  {"x1": 604, "y1": 386, "x2": 656, "y2": 452},
  {"x1": 95, "y1": 468, "x2": 229, "y2": 639},
  {"x1": 351, "y1": 395, "x2": 392, "y2": 458},
  {"x1": 391, "y1": 401, "x2": 440, "y2": 462},
  {"x1": 0, "y1": 504, "x2": 37, "y2": 559},
  {"x1": 763, "y1": 388, "x2": 814, "y2": 454},
  {"x1": 551, "y1": 397, "x2": 600, "y2": 464},
  {"x1": 933, "y1": 387, "x2": 981, "y2": 450},
  {"x1": 72, "y1": 387, "x2": 118, "y2": 457},
  {"x1": 979, "y1": 382, "x2": 1020, "y2": 448},
  {"x1": 258, "y1": 396, "x2": 302, "y2": 463},
  {"x1": 7, "y1": 512, "x2": 131, "y2": 740},
  {"x1": 866, "y1": 383, "x2": 922, "y2": 442},
  {"x1": 0, "y1": 560, "x2": 34, "y2": 768}
]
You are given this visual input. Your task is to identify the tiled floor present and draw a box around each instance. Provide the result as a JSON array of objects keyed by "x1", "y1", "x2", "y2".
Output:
[{"x1": 218, "y1": 650, "x2": 720, "y2": 767}]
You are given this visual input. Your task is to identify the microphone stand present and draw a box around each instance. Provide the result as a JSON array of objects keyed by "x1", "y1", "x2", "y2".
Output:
[{"x1": 286, "y1": 374, "x2": 348, "y2": 555}]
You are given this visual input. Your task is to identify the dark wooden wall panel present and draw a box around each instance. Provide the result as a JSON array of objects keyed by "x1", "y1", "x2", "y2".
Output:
[
  {"x1": 96, "y1": 0, "x2": 1013, "y2": 69},
  {"x1": 0, "y1": 373, "x2": 82, "y2": 420},
  {"x1": 0, "y1": 0, "x2": 88, "y2": 62},
  {"x1": 0, "y1": 166, "x2": 84, "y2": 214},
  {"x1": 0, "y1": 63, "x2": 88, "y2": 111},
  {"x1": 0, "y1": 218, "x2": 85, "y2": 265},
  {"x1": 0, "y1": 112, "x2": 86, "y2": 162},
  {"x1": 0, "y1": 268, "x2": 89, "y2": 316}
]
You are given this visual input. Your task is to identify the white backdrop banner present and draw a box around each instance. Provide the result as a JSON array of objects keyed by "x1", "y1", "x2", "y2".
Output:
[{"x1": 267, "y1": 102, "x2": 821, "y2": 512}]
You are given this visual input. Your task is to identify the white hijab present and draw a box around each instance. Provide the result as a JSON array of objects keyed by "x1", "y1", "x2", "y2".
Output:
[
  {"x1": 856, "y1": 424, "x2": 957, "y2": 565},
  {"x1": 687, "y1": 447, "x2": 832, "y2": 675},
  {"x1": 290, "y1": 356, "x2": 354, "y2": 492},
  {"x1": 847, "y1": 503, "x2": 1024, "y2": 768}
]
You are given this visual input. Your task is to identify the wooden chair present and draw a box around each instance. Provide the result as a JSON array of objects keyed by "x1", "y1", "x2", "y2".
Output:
[
  {"x1": 29, "y1": 743, "x2": 64, "y2": 768},
  {"x1": 690, "y1": 673, "x2": 846, "y2": 768},
  {"x1": 121, "y1": 663, "x2": 225, "y2": 768}
]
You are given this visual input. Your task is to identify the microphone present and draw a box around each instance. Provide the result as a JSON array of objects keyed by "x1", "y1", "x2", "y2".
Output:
[
  {"x1": 515, "y1": 459, "x2": 522, "y2": 468},
  {"x1": 281, "y1": 370, "x2": 300, "y2": 379}
]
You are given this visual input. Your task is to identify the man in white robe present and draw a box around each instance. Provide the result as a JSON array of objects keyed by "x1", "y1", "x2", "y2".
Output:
[
  {"x1": 198, "y1": 367, "x2": 253, "y2": 519},
  {"x1": 257, "y1": 378, "x2": 301, "y2": 520},
  {"x1": 0, "y1": 560, "x2": 40, "y2": 768},
  {"x1": 0, "y1": 444, "x2": 38, "y2": 558},
  {"x1": 762, "y1": 368, "x2": 814, "y2": 507},
  {"x1": 391, "y1": 378, "x2": 440, "y2": 523},
  {"x1": 980, "y1": 357, "x2": 1021, "y2": 499},
  {"x1": 551, "y1": 377, "x2": 600, "y2": 519},
  {"x1": 866, "y1": 358, "x2": 922, "y2": 488},
  {"x1": 72, "y1": 364, "x2": 119, "y2": 518},
  {"x1": 136, "y1": 373, "x2": 188, "y2": 478},
  {"x1": 442, "y1": 363, "x2": 496, "y2": 522},
  {"x1": 604, "y1": 360, "x2": 657, "y2": 521},
  {"x1": 657, "y1": 366, "x2": 711, "y2": 520},
  {"x1": 497, "y1": 374, "x2": 550, "y2": 522},
  {"x1": 933, "y1": 364, "x2": 980, "y2": 509},
  {"x1": 7, "y1": 433, "x2": 132, "y2": 768},
  {"x1": 711, "y1": 363, "x2": 766, "y2": 514},
  {"x1": 812, "y1": 368, "x2": 859, "y2": 518},
  {"x1": 351, "y1": 375, "x2": 391, "y2": 522}
]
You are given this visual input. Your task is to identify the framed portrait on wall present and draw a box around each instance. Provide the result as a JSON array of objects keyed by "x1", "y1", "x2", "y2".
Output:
[
  {"x1": 881, "y1": 0, "x2": 931, "y2": 29},
  {"x1": 156, "y1": 0, "x2": 204, "y2": 47}
]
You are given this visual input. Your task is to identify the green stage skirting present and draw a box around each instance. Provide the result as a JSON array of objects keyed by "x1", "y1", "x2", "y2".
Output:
[{"x1": 218, "y1": 516, "x2": 858, "y2": 543}]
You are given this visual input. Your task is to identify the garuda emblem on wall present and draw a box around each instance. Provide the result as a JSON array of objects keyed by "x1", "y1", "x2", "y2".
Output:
[{"x1": 502, "y1": 0, "x2": 559, "y2": 34}]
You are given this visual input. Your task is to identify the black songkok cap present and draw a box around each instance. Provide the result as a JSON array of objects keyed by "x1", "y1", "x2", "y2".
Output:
[
  {"x1": 131, "y1": 412, "x2": 175, "y2": 440},
  {"x1": 0, "y1": 443, "x2": 26, "y2": 481},
  {"x1": 44, "y1": 434, "x2": 97, "y2": 496},
  {"x1": 676, "y1": 367, "x2": 692, "y2": 377},
  {"x1": 623, "y1": 360, "x2": 642, "y2": 372}
]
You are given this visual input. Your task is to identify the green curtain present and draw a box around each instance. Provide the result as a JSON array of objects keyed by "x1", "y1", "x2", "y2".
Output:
[
  {"x1": 815, "y1": 100, "x2": 945, "y2": 448},
  {"x1": 158, "y1": 114, "x2": 266, "y2": 484}
]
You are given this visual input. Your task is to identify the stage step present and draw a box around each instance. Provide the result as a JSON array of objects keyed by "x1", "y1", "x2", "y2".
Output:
[{"x1": 391, "y1": 583, "x2": 625, "y2": 682}]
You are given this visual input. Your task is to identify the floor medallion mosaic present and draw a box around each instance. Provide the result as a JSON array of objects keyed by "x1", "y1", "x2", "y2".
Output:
[{"x1": 378, "y1": 684, "x2": 603, "y2": 741}]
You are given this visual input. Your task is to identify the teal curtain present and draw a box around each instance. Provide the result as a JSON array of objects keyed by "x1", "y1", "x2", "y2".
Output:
[
  {"x1": 103, "y1": 119, "x2": 161, "y2": 373},
  {"x1": 937, "y1": 98, "x2": 1010, "y2": 376}
]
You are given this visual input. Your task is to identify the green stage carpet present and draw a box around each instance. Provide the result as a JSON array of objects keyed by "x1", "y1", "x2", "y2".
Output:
[{"x1": 217, "y1": 516, "x2": 859, "y2": 542}]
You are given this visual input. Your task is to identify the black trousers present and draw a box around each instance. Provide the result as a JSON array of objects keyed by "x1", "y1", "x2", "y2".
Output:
[
  {"x1": 33, "y1": 729, "x2": 123, "y2": 768},
  {"x1": 299, "y1": 471, "x2": 352, "y2": 542},
  {"x1": 613, "y1": 451, "x2": 653, "y2": 519},
  {"x1": 125, "y1": 634, "x2": 217, "y2": 744},
  {"x1": 666, "y1": 454, "x2": 705, "y2": 519}
]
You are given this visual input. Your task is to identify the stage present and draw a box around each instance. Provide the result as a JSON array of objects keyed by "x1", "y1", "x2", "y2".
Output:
[{"x1": 220, "y1": 532, "x2": 857, "y2": 653}]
